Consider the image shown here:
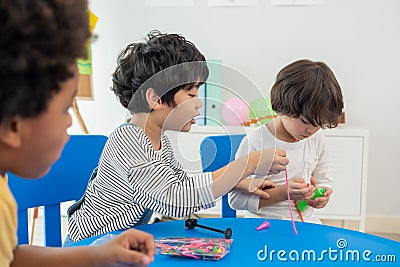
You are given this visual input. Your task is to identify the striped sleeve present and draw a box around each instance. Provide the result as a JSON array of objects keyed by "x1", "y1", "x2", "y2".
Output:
[
  {"x1": 68, "y1": 124, "x2": 216, "y2": 241},
  {"x1": 109, "y1": 126, "x2": 215, "y2": 218}
]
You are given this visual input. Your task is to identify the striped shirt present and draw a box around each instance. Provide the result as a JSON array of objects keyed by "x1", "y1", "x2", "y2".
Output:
[{"x1": 68, "y1": 123, "x2": 215, "y2": 241}]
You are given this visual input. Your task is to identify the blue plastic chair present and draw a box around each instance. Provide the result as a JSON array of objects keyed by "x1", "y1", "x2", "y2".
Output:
[
  {"x1": 8, "y1": 134, "x2": 108, "y2": 247},
  {"x1": 200, "y1": 134, "x2": 245, "y2": 218}
]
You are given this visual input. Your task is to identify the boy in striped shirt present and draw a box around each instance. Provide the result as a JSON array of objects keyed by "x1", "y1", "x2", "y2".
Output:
[{"x1": 67, "y1": 31, "x2": 289, "y2": 242}]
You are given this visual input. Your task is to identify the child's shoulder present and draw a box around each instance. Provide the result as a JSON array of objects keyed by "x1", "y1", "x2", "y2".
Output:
[
  {"x1": 112, "y1": 123, "x2": 142, "y2": 134},
  {"x1": 307, "y1": 130, "x2": 326, "y2": 149},
  {"x1": 245, "y1": 124, "x2": 268, "y2": 138},
  {"x1": 161, "y1": 133, "x2": 173, "y2": 150},
  {"x1": 310, "y1": 130, "x2": 325, "y2": 141},
  {"x1": 244, "y1": 124, "x2": 275, "y2": 144},
  {"x1": 109, "y1": 123, "x2": 148, "y2": 143}
]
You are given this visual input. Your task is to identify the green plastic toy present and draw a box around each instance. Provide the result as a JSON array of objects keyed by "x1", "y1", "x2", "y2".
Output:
[{"x1": 296, "y1": 187, "x2": 326, "y2": 212}]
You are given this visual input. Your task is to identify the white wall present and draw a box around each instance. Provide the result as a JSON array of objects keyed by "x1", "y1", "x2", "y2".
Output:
[{"x1": 70, "y1": 0, "x2": 400, "y2": 217}]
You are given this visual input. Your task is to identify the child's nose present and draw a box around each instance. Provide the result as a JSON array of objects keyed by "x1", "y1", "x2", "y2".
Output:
[
  {"x1": 194, "y1": 98, "x2": 202, "y2": 109},
  {"x1": 306, "y1": 126, "x2": 319, "y2": 133},
  {"x1": 306, "y1": 127, "x2": 314, "y2": 133}
]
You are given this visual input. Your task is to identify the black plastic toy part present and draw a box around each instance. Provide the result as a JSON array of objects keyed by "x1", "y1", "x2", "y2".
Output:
[{"x1": 185, "y1": 218, "x2": 232, "y2": 239}]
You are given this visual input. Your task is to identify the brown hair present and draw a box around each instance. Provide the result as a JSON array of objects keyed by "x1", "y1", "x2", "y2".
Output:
[
  {"x1": 112, "y1": 30, "x2": 208, "y2": 113},
  {"x1": 270, "y1": 59, "x2": 344, "y2": 128}
]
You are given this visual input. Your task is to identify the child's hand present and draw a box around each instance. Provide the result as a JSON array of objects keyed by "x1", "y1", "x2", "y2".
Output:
[
  {"x1": 96, "y1": 228, "x2": 155, "y2": 266},
  {"x1": 234, "y1": 177, "x2": 276, "y2": 199},
  {"x1": 280, "y1": 178, "x2": 315, "y2": 201},
  {"x1": 307, "y1": 187, "x2": 333, "y2": 209},
  {"x1": 253, "y1": 148, "x2": 289, "y2": 176}
]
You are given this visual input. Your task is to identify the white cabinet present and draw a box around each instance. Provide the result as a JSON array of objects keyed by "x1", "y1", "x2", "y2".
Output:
[
  {"x1": 315, "y1": 127, "x2": 369, "y2": 232},
  {"x1": 165, "y1": 125, "x2": 369, "y2": 231},
  {"x1": 165, "y1": 126, "x2": 251, "y2": 175}
]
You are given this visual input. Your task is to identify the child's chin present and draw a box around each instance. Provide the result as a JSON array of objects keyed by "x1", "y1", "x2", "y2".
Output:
[
  {"x1": 180, "y1": 123, "x2": 192, "y2": 132},
  {"x1": 181, "y1": 126, "x2": 192, "y2": 132}
]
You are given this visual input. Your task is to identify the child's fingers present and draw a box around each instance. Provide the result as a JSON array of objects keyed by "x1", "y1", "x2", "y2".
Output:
[
  {"x1": 118, "y1": 229, "x2": 156, "y2": 258},
  {"x1": 118, "y1": 250, "x2": 153, "y2": 266},
  {"x1": 289, "y1": 180, "x2": 308, "y2": 189},
  {"x1": 323, "y1": 187, "x2": 333, "y2": 196},
  {"x1": 256, "y1": 189, "x2": 272, "y2": 199},
  {"x1": 308, "y1": 197, "x2": 328, "y2": 208},
  {"x1": 289, "y1": 185, "x2": 314, "y2": 200},
  {"x1": 249, "y1": 178, "x2": 275, "y2": 192},
  {"x1": 310, "y1": 176, "x2": 317, "y2": 187},
  {"x1": 290, "y1": 178, "x2": 306, "y2": 184},
  {"x1": 267, "y1": 148, "x2": 289, "y2": 174},
  {"x1": 260, "y1": 180, "x2": 276, "y2": 189},
  {"x1": 275, "y1": 148, "x2": 287, "y2": 157}
]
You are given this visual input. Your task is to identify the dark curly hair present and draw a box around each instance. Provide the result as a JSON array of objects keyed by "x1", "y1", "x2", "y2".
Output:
[
  {"x1": 0, "y1": 0, "x2": 90, "y2": 124},
  {"x1": 112, "y1": 30, "x2": 209, "y2": 113},
  {"x1": 270, "y1": 59, "x2": 344, "y2": 128}
]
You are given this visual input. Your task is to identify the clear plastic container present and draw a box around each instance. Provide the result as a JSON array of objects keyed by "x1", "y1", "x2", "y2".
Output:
[
  {"x1": 155, "y1": 237, "x2": 233, "y2": 260},
  {"x1": 90, "y1": 234, "x2": 118, "y2": 246}
]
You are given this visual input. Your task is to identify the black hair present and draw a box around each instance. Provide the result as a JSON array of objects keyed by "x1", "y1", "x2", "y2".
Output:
[
  {"x1": 112, "y1": 30, "x2": 209, "y2": 113},
  {"x1": 0, "y1": 0, "x2": 90, "y2": 124},
  {"x1": 270, "y1": 59, "x2": 344, "y2": 128}
]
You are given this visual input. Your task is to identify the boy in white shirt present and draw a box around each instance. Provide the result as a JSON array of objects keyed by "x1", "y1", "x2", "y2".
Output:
[{"x1": 229, "y1": 59, "x2": 344, "y2": 223}]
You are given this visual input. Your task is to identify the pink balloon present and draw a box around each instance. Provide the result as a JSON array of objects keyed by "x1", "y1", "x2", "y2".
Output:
[{"x1": 221, "y1": 97, "x2": 249, "y2": 126}]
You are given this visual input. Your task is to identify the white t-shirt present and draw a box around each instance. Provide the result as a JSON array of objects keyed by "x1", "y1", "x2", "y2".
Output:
[{"x1": 228, "y1": 124, "x2": 332, "y2": 223}]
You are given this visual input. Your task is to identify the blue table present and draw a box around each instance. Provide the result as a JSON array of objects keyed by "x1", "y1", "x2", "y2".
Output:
[{"x1": 68, "y1": 218, "x2": 400, "y2": 266}]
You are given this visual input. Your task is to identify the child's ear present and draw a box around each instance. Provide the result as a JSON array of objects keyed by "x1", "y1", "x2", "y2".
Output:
[
  {"x1": 146, "y1": 88, "x2": 162, "y2": 110},
  {"x1": 0, "y1": 118, "x2": 22, "y2": 148}
]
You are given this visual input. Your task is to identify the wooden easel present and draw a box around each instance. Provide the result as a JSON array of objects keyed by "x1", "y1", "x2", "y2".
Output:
[{"x1": 72, "y1": 98, "x2": 89, "y2": 134}]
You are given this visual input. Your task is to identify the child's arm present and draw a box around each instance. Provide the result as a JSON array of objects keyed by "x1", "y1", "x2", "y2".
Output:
[
  {"x1": 116, "y1": 129, "x2": 286, "y2": 218},
  {"x1": 234, "y1": 177, "x2": 276, "y2": 199},
  {"x1": 227, "y1": 132, "x2": 287, "y2": 212},
  {"x1": 228, "y1": 178, "x2": 275, "y2": 212},
  {"x1": 211, "y1": 148, "x2": 288, "y2": 198},
  {"x1": 259, "y1": 178, "x2": 315, "y2": 209},
  {"x1": 11, "y1": 229, "x2": 155, "y2": 267},
  {"x1": 306, "y1": 137, "x2": 333, "y2": 209}
]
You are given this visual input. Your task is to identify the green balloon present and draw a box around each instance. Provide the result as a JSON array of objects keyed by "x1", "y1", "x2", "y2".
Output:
[{"x1": 248, "y1": 98, "x2": 276, "y2": 126}]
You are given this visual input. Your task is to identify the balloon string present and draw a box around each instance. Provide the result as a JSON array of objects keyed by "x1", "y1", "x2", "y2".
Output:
[{"x1": 285, "y1": 169, "x2": 298, "y2": 235}]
